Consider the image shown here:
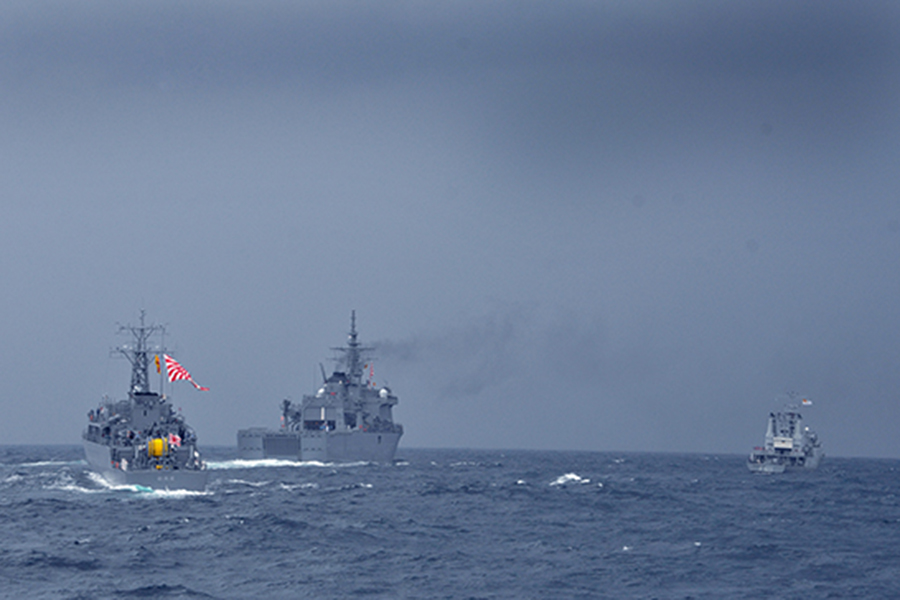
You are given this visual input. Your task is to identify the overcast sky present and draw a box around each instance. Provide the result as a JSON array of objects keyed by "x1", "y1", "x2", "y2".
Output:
[{"x1": 2, "y1": 1, "x2": 899, "y2": 457}]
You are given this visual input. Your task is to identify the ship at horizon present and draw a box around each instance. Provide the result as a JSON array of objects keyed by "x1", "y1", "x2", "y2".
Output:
[
  {"x1": 82, "y1": 311, "x2": 208, "y2": 491},
  {"x1": 238, "y1": 311, "x2": 403, "y2": 463},
  {"x1": 748, "y1": 394, "x2": 823, "y2": 473}
]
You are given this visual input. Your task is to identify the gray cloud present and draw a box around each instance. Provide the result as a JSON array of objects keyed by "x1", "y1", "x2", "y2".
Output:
[{"x1": 1, "y1": 1, "x2": 899, "y2": 457}]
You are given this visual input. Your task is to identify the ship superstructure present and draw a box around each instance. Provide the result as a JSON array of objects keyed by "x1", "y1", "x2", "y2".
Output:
[
  {"x1": 82, "y1": 311, "x2": 208, "y2": 490},
  {"x1": 747, "y1": 396, "x2": 823, "y2": 473},
  {"x1": 238, "y1": 312, "x2": 403, "y2": 462}
]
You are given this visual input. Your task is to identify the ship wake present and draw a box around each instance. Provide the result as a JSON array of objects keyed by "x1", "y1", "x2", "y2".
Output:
[{"x1": 208, "y1": 458, "x2": 372, "y2": 470}]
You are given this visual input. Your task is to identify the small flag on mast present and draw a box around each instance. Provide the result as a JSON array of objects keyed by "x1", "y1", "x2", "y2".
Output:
[
  {"x1": 164, "y1": 354, "x2": 209, "y2": 391},
  {"x1": 155, "y1": 354, "x2": 161, "y2": 374},
  {"x1": 801, "y1": 398, "x2": 812, "y2": 406}
]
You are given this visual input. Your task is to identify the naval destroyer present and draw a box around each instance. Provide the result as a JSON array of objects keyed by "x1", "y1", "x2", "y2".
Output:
[
  {"x1": 238, "y1": 312, "x2": 403, "y2": 462},
  {"x1": 82, "y1": 312, "x2": 208, "y2": 491},
  {"x1": 747, "y1": 395, "x2": 823, "y2": 473}
]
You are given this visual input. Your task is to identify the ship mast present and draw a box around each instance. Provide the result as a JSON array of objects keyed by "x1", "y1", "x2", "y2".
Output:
[
  {"x1": 115, "y1": 309, "x2": 166, "y2": 395},
  {"x1": 333, "y1": 310, "x2": 371, "y2": 386},
  {"x1": 781, "y1": 391, "x2": 809, "y2": 412}
]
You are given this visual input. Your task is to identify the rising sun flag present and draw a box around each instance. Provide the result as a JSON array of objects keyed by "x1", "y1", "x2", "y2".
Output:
[{"x1": 164, "y1": 354, "x2": 209, "y2": 391}]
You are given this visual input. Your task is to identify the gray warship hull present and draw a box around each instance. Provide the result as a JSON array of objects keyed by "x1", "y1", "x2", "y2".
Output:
[
  {"x1": 747, "y1": 449, "x2": 822, "y2": 473},
  {"x1": 238, "y1": 312, "x2": 404, "y2": 463},
  {"x1": 83, "y1": 439, "x2": 209, "y2": 491},
  {"x1": 82, "y1": 312, "x2": 209, "y2": 492},
  {"x1": 238, "y1": 427, "x2": 401, "y2": 462},
  {"x1": 747, "y1": 399, "x2": 823, "y2": 473}
]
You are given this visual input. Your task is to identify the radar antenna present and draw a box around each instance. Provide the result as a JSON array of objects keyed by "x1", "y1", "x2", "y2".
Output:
[
  {"x1": 779, "y1": 391, "x2": 811, "y2": 411},
  {"x1": 331, "y1": 310, "x2": 373, "y2": 386},
  {"x1": 113, "y1": 309, "x2": 166, "y2": 395}
]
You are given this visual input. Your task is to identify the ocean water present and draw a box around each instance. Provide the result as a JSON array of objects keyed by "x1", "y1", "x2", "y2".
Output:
[{"x1": 1, "y1": 446, "x2": 899, "y2": 599}]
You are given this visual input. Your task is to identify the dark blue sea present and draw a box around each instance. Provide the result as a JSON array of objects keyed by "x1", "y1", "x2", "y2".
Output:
[{"x1": 1, "y1": 446, "x2": 899, "y2": 599}]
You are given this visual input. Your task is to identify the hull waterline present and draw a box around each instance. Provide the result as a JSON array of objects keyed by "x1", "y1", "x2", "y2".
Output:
[{"x1": 83, "y1": 439, "x2": 208, "y2": 491}]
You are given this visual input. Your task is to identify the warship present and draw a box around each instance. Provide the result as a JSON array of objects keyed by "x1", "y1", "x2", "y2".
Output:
[
  {"x1": 238, "y1": 312, "x2": 403, "y2": 462},
  {"x1": 747, "y1": 395, "x2": 823, "y2": 473},
  {"x1": 82, "y1": 312, "x2": 208, "y2": 491}
]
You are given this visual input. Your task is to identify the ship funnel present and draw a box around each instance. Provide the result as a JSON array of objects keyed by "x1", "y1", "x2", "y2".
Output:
[{"x1": 764, "y1": 413, "x2": 775, "y2": 446}]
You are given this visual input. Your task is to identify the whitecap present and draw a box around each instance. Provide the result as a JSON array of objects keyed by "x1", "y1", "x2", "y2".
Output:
[
  {"x1": 278, "y1": 482, "x2": 319, "y2": 491},
  {"x1": 223, "y1": 478, "x2": 270, "y2": 487},
  {"x1": 137, "y1": 488, "x2": 212, "y2": 499},
  {"x1": 549, "y1": 473, "x2": 590, "y2": 486}
]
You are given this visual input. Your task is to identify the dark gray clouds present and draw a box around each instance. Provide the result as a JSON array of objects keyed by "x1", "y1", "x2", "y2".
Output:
[{"x1": 2, "y1": 1, "x2": 899, "y2": 456}]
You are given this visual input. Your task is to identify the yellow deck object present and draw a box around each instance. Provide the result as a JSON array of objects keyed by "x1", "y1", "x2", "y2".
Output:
[{"x1": 148, "y1": 438, "x2": 168, "y2": 457}]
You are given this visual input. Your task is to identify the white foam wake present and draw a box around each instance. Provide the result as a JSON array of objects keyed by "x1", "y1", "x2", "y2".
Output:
[
  {"x1": 48, "y1": 471, "x2": 212, "y2": 497},
  {"x1": 207, "y1": 458, "x2": 371, "y2": 470},
  {"x1": 19, "y1": 460, "x2": 85, "y2": 468},
  {"x1": 42, "y1": 471, "x2": 117, "y2": 494}
]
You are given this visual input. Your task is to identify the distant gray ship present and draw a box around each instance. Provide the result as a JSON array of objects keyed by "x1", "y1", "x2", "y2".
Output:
[
  {"x1": 82, "y1": 312, "x2": 208, "y2": 491},
  {"x1": 238, "y1": 312, "x2": 403, "y2": 462},
  {"x1": 747, "y1": 396, "x2": 823, "y2": 473}
]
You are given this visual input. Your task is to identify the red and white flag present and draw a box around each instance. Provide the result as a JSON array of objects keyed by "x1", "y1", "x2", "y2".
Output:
[
  {"x1": 168, "y1": 432, "x2": 182, "y2": 447},
  {"x1": 164, "y1": 354, "x2": 209, "y2": 391}
]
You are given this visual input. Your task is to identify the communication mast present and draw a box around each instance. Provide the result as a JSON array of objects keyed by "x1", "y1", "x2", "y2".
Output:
[{"x1": 113, "y1": 309, "x2": 166, "y2": 395}]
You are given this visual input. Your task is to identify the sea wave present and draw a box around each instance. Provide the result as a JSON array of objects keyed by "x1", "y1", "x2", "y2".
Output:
[{"x1": 5, "y1": 447, "x2": 899, "y2": 599}]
